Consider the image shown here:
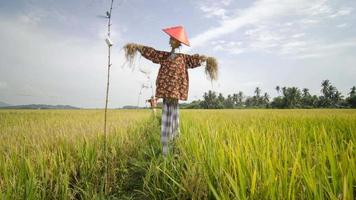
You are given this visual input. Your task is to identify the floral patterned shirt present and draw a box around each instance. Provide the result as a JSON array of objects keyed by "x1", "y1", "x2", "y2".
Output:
[{"x1": 139, "y1": 46, "x2": 203, "y2": 101}]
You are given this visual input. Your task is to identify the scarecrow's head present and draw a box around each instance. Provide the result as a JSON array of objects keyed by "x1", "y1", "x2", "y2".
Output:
[
  {"x1": 163, "y1": 26, "x2": 190, "y2": 49},
  {"x1": 169, "y1": 37, "x2": 182, "y2": 49}
]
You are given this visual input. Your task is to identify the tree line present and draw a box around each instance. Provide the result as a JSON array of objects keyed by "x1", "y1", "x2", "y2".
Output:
[{"x1": 180, "y1": 80, "x2": 356, "y2": 109}]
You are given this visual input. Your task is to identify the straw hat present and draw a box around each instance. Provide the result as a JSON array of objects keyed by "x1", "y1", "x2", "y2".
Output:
[{"x1": 162, "y1": 26, "x2": 190, "y2": 46}]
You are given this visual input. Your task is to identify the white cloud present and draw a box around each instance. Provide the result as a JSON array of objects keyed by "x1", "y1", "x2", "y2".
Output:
[
  {"x1": 0, "y1": 14, "x2": 136, "y2": 107},
  {"x1": 292, "y1": 33, "x2": 306, "y2": 38},
  {"x1": 329, "y1": 7, "x2": 353, "y2": 18},
  {"x1": 188, "y1": 0, "x2": 356, "y2": 59},
  {"x1": 189, "y1": 0, "x2": 317, "y2": 49},
  {"x1": 197, "y1": 0, "x2": 233, "y2": 19},
  {"x1": 0, "y1": 81, "x2": 7, "y2": 89},
  {"x1": 336, "y1": 23, "x2": 348, "y2": 28},
  {"x1": 212, "y1": 40, "x2": 246, "y2": 54},
  {"x1": 285, "y1": 39, "x2": 356, "y2": 59}
]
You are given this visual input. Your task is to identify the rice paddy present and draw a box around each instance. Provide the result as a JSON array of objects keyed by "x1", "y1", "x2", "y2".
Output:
[{"x1": 0, "y1": 109, "x2": 355, "y2": 199}]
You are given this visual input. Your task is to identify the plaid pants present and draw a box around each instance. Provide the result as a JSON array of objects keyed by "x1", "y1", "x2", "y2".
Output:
[{"x1": 161, "y1": 98, "x2": 180, "y2": 156}]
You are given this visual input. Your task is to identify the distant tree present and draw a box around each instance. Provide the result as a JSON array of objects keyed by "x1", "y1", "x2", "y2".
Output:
[
  {"x1": 255, "y1": 87, "x2": 261, "y2": 98},
  {"x1": 184, "y1": 100, "x2": 201, "y2": 109},
  {"x1": 350, "y1": 86, "x2": 356, "y2": 97},
  {"x1": 270, "y1": 96, "x2": 284, "y2": 108},
  {"x1": 232, "y1": 93, "x2": 238, "y2": 106},
  {"x1": 331, "y1": 90, "x2": 343, "y2": 107},
  {"x1": 232, "y1": 91, "x2": 244, "y2": 107},
  {"x1": 224, "y1": 95, "x2": 234, "y2": 108},
  {"x1": 192, "y1": 80, "x2": 351, "y2": 109},
  {"x1": 319, "y1": 80, "x2": 332, "y2": 107},
  {"x1": 253, "y1": 87, "x2": 265, "y2": 106},
  {"x1": 301, "y1": 88, "x2": 313, "y2": 108},
  {"x1": 311, "y1": 95, "x2": 320, "y2": 108},
  {"x1": 245, "y1": 97, "x2": 254, "y2": 107},
  {"x1": 200, "y1": 90, "x2": 218, "y2": 109},
  {"x1": 271, "y1": 86, "x2": 301, "y2": 108},
  {"x1": 263, "y1": 92, "x2": 269, "y2": 104},
  {"x1": 261, "y1": 92, "x2": 269, "y2": 108},
  {"x1": 302, "y1": 88, "x2": 310, "y2": 97},
  {"x1": 282, "y1": 87, "x2": 286, "y2": 95},
  {"x1": 319, "y1": 80, "x2": 344, "y2": 107},
  {"x1": 321, "y1": 80, "x2": 331, "y2": 96},
  {"x1": 218, "y1": 93, "x2": 225, "y2": 102},
  {"x1": 275, "y1": 86, "x2": 280, "y2": 95},
  {"x1": 238, "y1": 91, "x2": 244, "y2": 105},
  {"x1": 346, "y1": 86, "x2": 356, "y2": 108},
  {"x1": 217, "y1": 93, "x2": 225, "y2": 109},
  {"x1": 284, "y1": 87, "x2": 302, "y2": 108}
]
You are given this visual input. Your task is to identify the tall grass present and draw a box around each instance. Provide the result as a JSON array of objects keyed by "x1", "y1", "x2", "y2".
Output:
[
  {"x1": 0, "y1": 109, "x2": 355, "y2": 199},
  {"x1": 142, "y1": 110, "x2": 356, "y2": 200},
  {"x1": 0, "y1": 109, "x2": 153, "y2": 199}
]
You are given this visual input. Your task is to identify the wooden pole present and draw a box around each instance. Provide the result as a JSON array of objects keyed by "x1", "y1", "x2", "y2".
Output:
[{"x1": 104, "y1": 0, "x2": 114, "y2": 195}]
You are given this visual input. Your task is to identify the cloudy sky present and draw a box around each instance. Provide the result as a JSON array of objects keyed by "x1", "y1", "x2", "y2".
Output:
[{"x1": 0, "y1": 0, "x2": 355, "y2": 108}]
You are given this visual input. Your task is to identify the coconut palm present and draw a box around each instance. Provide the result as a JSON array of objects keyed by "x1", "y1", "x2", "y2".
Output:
[
  {"x1": 254, "y1": 87, "x2": 261, "y2": 98},
  {"x1": 302, "y1": 88, "x2": 310, "y2": 97},
  {"x1": 321, "y1": 80, "x2": 331, "y2": 97},
  {"x1": 275, "y1": 86, "x2": 280, "y2": 95},
  {"x1": 263, "y1": 92, "x2": 270, "y2": 104},
  {"x1": 238, "y1": 91, "x2": 244, "y2": 104},
  {"x1": 349, "y1": 86, "x2": 356, "y2": 97}
]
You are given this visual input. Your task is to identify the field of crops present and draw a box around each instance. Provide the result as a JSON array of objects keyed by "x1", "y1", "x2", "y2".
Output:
[{"x1": 0, "y1": 109, "x2": 355, "y2": 199}]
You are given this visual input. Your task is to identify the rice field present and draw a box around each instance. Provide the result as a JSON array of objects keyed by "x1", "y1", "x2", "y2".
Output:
[{"x1": 0, "y1": 109, "x2": 355, "y2": 199}]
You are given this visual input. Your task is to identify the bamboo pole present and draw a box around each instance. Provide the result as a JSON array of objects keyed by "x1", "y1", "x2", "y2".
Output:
[{"x1": 104, "y1": 0, "x2": 114, "y2": 195}]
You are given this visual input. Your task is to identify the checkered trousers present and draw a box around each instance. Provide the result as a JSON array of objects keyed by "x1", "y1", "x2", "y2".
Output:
[{"x1": 161, "y1": 98, "x2": 180, "y2": 156}]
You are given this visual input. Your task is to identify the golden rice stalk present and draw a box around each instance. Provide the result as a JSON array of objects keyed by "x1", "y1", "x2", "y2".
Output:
[
  {"x1": 123, "y1": 43, "x2": 140, "y2": 68},
  {"x1": 205, "y1": 57, "x2": 218, "y2": 81}
]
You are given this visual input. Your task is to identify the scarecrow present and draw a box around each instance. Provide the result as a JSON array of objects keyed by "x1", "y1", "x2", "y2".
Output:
[{"x1": 124, "y1": 26, "x2": 218, "y2": 156}]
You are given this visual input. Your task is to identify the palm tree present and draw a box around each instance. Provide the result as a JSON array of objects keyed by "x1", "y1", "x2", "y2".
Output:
[
  {"x1": 263, "y1": 92, "x2": 269, "y2": 104},
  {"x1": 302, "y1": 88, "x2": 310, "y2": 97},
  {"x1": 232, "y1": 93, "x2": 238, "y2": 106},
  {"x1": 288, "y1": 87, "x2": 301, "y2": 108},
  {"x1": 275, "y1": 86, "x2": 280, "y2": 95},
  {"x1": 321, "y1": 80, "x2": 331, "y2": 97},
  {"x1": 238, "y1": 91, "x2": 244, "y2": 104},
  {"x1": 282, "y1": 87, "x2": 287, "y2": 96},
  {"x1": 349, "y1": 86, "x2": 356, "y2": 97},
  {"x1": 333, "y1": 91, "x2": 342, "y2": 101},
  {"x1": 254, "y1": 87, "x2": 261, "y2": 98},
  {"x1": 347, "y1": 86, "x2": 356, "y2": 108}
]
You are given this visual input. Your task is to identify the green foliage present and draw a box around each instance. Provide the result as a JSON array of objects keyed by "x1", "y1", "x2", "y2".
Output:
[
  {"x1": 189, "y1": 81, "x2": 355, "y2": 109},
  {"x1": 346, "y1": 86, "x2": 356, "y2": 108},
  {"x1": 347, "y1": 95, "x2": 356, "y2": 108}
]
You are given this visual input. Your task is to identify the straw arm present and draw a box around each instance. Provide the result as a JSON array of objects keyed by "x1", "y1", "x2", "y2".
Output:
[
  {"x1": 185, "y1": 53, "x2": 218, "y2": 80},
  {"x1": 125, "y1": 43, "x2": 169, "y2": 63},
  {"x1": 198, "y1": 55, "x2": 208, "y2": 63}
]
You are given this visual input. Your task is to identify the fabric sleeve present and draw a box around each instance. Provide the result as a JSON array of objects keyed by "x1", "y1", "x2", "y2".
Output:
[
  {"x1": 138, "y1": 46, "x2": 169, "y2": 64},
  {"x1": 184, "y1": 54, "x2": 203, "y2": 69}
]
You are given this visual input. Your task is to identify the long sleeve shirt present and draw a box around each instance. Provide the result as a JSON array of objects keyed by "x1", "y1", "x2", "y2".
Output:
[{"x1": 139, "y1": 46, "x2": 203, "y2": 101}]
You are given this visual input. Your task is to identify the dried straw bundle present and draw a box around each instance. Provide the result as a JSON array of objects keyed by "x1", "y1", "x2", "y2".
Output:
[
  {"x1": 123, "y1": 43, "x2": 141, "y2": 68},
  {"x1": 205, "y1": 57, "x2": 218, "y2": 81}
]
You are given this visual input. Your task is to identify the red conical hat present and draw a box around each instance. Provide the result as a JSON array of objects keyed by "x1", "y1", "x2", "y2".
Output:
[{"x1": 162, "y1": 26, "x2": 190, "y2": 46}]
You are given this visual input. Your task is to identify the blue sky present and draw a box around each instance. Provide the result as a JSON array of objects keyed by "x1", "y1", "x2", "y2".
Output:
[{"x1": 0, "y1": 0, "x2": 355, "y2": 108}]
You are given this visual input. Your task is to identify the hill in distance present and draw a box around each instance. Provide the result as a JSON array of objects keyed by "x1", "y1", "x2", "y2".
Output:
[
  {"x1": 0, "y1": 101, "x2": 12, "y2": 107},
  {"x1": 0, "y1": 102, "x2": 80, "y2": 109}
]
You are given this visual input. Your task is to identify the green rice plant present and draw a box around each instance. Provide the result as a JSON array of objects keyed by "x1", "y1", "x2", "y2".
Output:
[
  {"x1": 0, "y1": 109, "x2": 355, "y2": 199},
  {"x1": 141, "y1": 109, "x2": 356, "y2": 200},
  {"x1": 0, "y1": 109, "x2": 151, "y2": 199}
]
